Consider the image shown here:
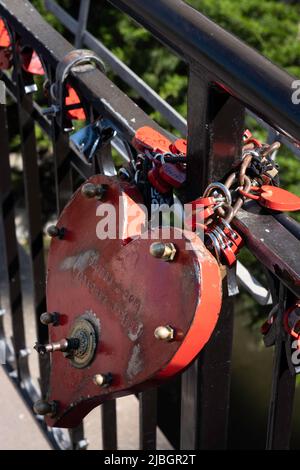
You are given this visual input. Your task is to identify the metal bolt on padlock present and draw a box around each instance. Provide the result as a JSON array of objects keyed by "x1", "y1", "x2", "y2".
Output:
[
  {"x1": 149, "y1": 242, "x2": 177, "y2": 261},
  {"x1": 93, "y1": 373, "x2": 113, "y2": 388},
  {"x1": 81, "y1": 182, "x2": 107, "y2": 199},
  {"x1": 47, "y1": 225, "x2": 65, "y2": 239},
  {"x1": 34, "y1": 337, "x2": 80, "y2": 356},
  {"x1": 33, "y1": 400, "x2": 58, "y2": 417},
  {"x1": 40, "y1": 311, "x2": 60, "y2": 326},
  {"x1": 154, "y1": 325, "x2": 175, "y2": 341}
]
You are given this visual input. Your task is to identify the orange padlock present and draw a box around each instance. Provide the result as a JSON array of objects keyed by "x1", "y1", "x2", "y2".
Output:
[
  {"x1": 133, "y1": 126, "x2": 173, "y2": 154},
  {"x1": 21, "y1": 48, "x2": 45, "y2": 75},
  {"x1": 159, "y1": 162, "x2": 186, "y2": 188},
  {"x1": 148, "y1": 165, "x2": 172, "y2": 194},
  {"x1": 239, "y1": 185, "x2": 300, "y2": 212},
  {"x1": 0, "y1": 18, "x2": 12, "y2": 70}
]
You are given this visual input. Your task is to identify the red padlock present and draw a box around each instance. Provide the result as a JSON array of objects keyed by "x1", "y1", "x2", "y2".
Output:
[
  {"x1": 133, "y1": 126, "x2": 173, "y2": 154},
  {"x1": 243, "y1": 129, "x2": 262, "y2": 148},
  {"x1": 170, "y1": 138, "x2": 187, "y2": 155},
  {"x1": 219, "y1": 218, "x2": 244, "y2": 248},
  {"x1": 21, "y1": 48, "x2": 45, "y2": 75},
  {"x1": 185, "y1": 206, "x2": 214, "y2": 231},
  {"x1": 0, "y1": 18, "x2": 11, "y2": 47},
  {"x1": 239, "y1": 185, "x2": 300, "y2": 212},
  {"x1": 159, "y1": 162, "x2": 186, "y2": 188},
  {"x1": 211, "y1": 227, "x2": 237, "y2": 266},
  {"x1": 35, "y1": 175, "x2": 222, "y2": 428},
  {"x1": 0, "y1": 18, "x2": 12, "y2": 70},
  {"x1": 148, "y1": 165, "x2": 172, "y2": 194},
  {"x1": 283, "y1": 301, "x2": 300, "y2": 339},
  {"x1": 65, "y1": 83, "x2": 86, "y2": 121}
]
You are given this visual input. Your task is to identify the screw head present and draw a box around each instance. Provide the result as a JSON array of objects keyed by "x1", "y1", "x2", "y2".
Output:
[
  {"x1": 40, "y1": 312, "x2": 59, "y2": 326},
  {"x1": 149, "y1": 242, "x2": 176, "y2": 261},
  {"x1": 47, "y1": 225, "x2": 64, "y2": 239},
  {"x1": 154, "y1": 325, "x2": 175, "y2": 342},
  {"x1": 33, "y1": 399, "x2": 57, "y2": 417},
  {"x1": 81, "y1": 183, "x2": 106, "y2": 199},
  {"x1": 93, "y1": 373, "x2": 113, "y2": 387}
]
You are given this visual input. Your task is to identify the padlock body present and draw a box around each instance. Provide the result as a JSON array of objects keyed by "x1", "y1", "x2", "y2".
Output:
[{"x1": 45, "y1": 175, "x2": 222, "y2": 428}]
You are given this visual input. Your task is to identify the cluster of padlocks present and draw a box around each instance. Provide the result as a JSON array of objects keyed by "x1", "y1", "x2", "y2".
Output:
[
  {"x1": 1, "y1": 17, "x2": 300, "y2": 428},
  {"x1": 33, "y1": 121, "x2": 300, "y2": 428}
]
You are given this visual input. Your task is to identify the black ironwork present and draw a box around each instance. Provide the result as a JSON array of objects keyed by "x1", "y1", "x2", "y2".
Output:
[{"x1": 0, "y1": 0, "x2": 299, "y2": 451}]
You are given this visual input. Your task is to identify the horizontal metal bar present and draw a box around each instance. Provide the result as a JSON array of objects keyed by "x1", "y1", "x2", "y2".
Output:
[
  {"x1": 108, "y1": 0, "x2": 300, "y2": 145},
  {"x1": 1, "y1": 349, "x2": 71, "y2": 450},
  {"x1": 48, "y1": 0, "x2": 300, "y2": 161},
  {"x1": 247, "y1": 110, "x2": 300, "y2": 160},
  {"x1": 1, "y1": 73, "x2": 131, "y2": 174},
  {"x1": 45, "y1": 0, "x2": 187, "y2": 135},
  {"x1": 234, "y1": 203, "x2": 300, "y2": 298},
  {"x1": 0, "y1": 0, "x2": 166, "y2": 143}
]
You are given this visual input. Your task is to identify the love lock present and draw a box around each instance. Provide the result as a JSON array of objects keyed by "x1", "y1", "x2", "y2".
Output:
[
  {"x1": 49, "y1": 49, "x2": 106, "y2": 131},
  {"x1": 0, "y1": 18, "x2": 12, "y2": 70},
  {"x1": 239, "y1": 185, "x2": 300, "y2": 212},
  {"x1": 35, "y1": 175, "x2": 222, "y2": 428}
]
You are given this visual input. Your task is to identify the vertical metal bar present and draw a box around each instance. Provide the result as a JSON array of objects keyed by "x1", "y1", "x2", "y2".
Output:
[
  {"x1": 45, "y1": 67, "x2": 86, "y2": 448},
  {"x1": 52, "y1": 124, "x2": 74, "y2": 214},
  {"x1": 69, "y1": 422, "x2": 87, "y2": 450},
  {"x1": 180, "y1": 69, "x2": 245, "y2": 449},
  {"x1": 139, "y1": 389, "x2": 157, "y2": 450},
  {"x1": 75, "y1": 0, "x2": 91, "y2": 48},
  {"x1": 266, "y1": 283, "x2": 295, "y2": 450},
  {"x1": 0, "y1": 80, "x2": 29, "y2": 383},
  {"x1": 181, "y1": 296, "x2": 234, "y2": 449},
  {"x1": 101, "y1": 400, "x2": 118, "y2": 450},
  {"x1": 94, "y1": 141, "x2": 118, "y2": 451},
  {"x1": 13, "y1": 49, "x2": 50, "y2": 397}
]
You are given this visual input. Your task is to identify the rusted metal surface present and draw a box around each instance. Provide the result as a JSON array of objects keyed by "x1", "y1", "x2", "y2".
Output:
[{"x1": 45, "y1": 175, "x2": 221, "y2": 427}]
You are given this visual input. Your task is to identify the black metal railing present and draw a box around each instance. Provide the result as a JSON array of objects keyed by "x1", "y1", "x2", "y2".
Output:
[{"x1": 0, "y1": 0, "x2": 299, "y2": 450}]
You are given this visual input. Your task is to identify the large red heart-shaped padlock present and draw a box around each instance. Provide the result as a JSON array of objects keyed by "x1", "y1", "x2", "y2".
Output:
[{"x1": 36, "y1": 175, "x2": 222, "y2": 428}]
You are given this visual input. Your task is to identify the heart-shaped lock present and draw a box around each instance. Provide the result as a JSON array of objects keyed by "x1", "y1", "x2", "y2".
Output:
[{"x1": 40, "y1": 175, "x2": 222, "y2": 428}]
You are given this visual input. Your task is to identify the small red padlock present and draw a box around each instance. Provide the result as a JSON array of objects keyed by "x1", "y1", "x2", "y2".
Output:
[
  {"x1": 283, "y1": 301, "x2": 300, "y2": 339},
  {"x1": 0, "y1": 18, "x2": 12, "y2": 70},
  {"x1": 159, "y1": 162, "x2": 186, "y2": 188},
  {"x1": 211, "y1": 228, "x2": 237, "y2": 266},
  {"x1": 0, "y1": 18, "x2": 10, "y2": 48},
  {"x1": 148, "y1": 165, "x2": 172, "y2": 194},
  {"x1": 219, "y1": 218, "x2": 244, "y2": 248},
  {"x1": 220, "y1": 240, "x2": 237, "y2": 266},
  {"x1": 243, "y1": 129, "x2": 262, "y2": 148},
  {"x1": 133, "y1": 126, "x2": 173, "y2": 154},
  {"x1": 170, "y1": 138, "x2": 187, "y2": 155},
  {"x1": 185, "y1": 207, "x2": 214, "y2": 231},
  {"x1": 21, "y1": 48, "x2": 45, "y2": 75},
  {"x1": 65, "y1": 83, "x2": 86, "y2": 121},
  {"x1": 239, "y1": 185, "x2": 300, "y2": 212}
]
